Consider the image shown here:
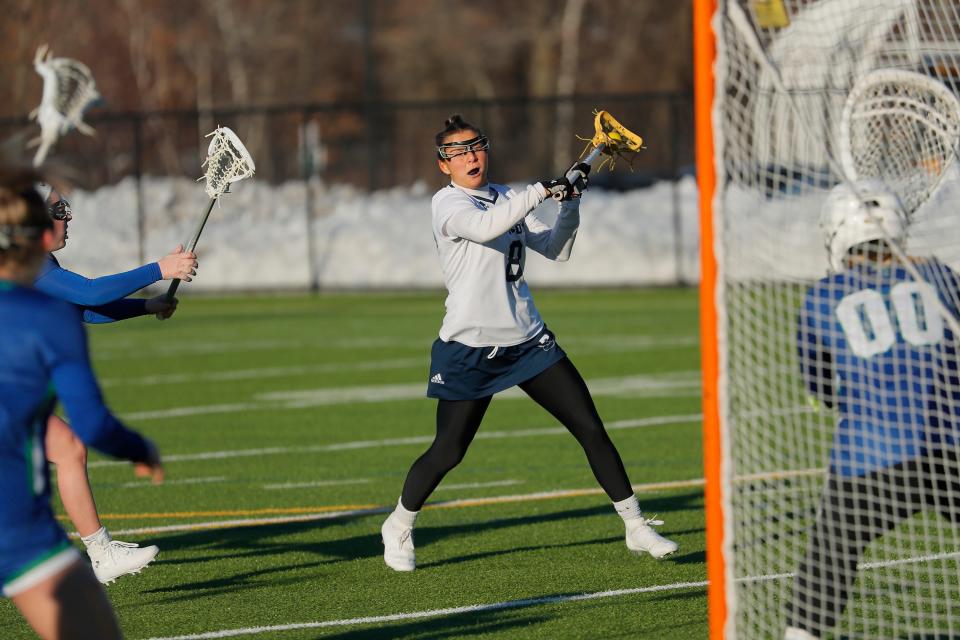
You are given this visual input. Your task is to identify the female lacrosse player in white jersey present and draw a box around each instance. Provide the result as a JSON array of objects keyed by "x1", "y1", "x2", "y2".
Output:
[{"x1": 380, "y1": 115, "x2": 678, "y2": 571}]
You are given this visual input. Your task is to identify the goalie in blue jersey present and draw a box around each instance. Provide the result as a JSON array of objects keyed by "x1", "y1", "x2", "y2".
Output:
[
  {"x1": 785, "y1": 181, "x2": 960, "y2": 640},
  {"x1": 32, "y1": 182, "x2": 197, "y2": 585},
  {"x1": 0, "y1": 171, "x2": 161, "y2": 639}
]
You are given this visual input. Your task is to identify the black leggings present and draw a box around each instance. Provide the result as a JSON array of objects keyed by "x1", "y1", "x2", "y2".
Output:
[
  {"x1": 399, "y1": 357, "x2": 633, "y2": 510},
  {"x1": 788, "y1": 448, "x2": 960, "y2": 636}
]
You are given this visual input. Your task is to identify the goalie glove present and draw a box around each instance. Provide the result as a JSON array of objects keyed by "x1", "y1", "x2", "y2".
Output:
[{"x1": 538, "y1": 162, "x2": 591, "y2": 202}]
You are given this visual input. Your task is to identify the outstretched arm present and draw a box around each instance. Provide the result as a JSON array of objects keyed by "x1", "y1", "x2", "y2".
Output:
[
  {"x1": 82, "y1": 298, "x2": 150, "y2": 324},
  {"x1": 525, "y1": 198, "x2": 581, "y2": 261},
  {"x1": 438, "y1": 184, "x2": 548, "y2": 243},
  {"x1": 35, "y1": 262, "x2": 161, "y2": 307},
  {"x1": 35, "y1": 245, "x2": 197, "y2": 307}
]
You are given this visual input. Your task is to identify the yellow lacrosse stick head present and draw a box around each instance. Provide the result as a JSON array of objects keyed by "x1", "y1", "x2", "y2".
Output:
[{"x1": 578, "y1": 110, "x2": 644, "y2": 170}]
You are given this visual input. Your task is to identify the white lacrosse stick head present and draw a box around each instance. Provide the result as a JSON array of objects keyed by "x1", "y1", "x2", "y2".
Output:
[
  {"x1": 201, "y1": 126, "x2": 256, "y2": 198},
  {"x1": 840, "y1": 69, "x2": 960, "y2": 218},
  {"x1": 30, "y1": 44, "x2": 101, "y2": 167}
]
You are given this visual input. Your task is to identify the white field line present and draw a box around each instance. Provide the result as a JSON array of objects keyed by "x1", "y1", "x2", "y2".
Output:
[
  {"x1": 136, "y1": 549, "x2": 960, "y2": 640},
  {"x1": 101, "y1": 336, "x2": 699, "y2": 387},
  {"x1": 88, "y1": 413, "x2": 703, "y2": 469},
  {"x1": 120, "y1": 372, "x2": 702, "y2": 421},
  {"x1": 564, "y1": 335, "x2": 699, "y2": 351},
  {"x1": 434, "y1": 479, "x2": 523, "y2": 491},
  {"x1": 93, "y1": 337, "x2": 414, "y2": 360},
  {"x1": 262, "y1": 478, "x2": 372, "y2": 490},
  {"x1": 260, "y1": 372, "x2": 700, "y2": 403},
  {"x1": 730, "y1": 550, "x2": 960, "y2": 585},
  {"x1": 122, "y1": 476, "x2": 227, "y2": 489},
  {"x1": 93, "y1": 338, "x2": 325, "y2": 360},
  {"x1": 95, "y1": 333, "x2": 698, "y2": 362},
  {"x1": 100, "y1": 357, "x2": 425, "y2": 388},
  {"x1": 140, "y1": 581, "x2": 710, "y2": 640}
]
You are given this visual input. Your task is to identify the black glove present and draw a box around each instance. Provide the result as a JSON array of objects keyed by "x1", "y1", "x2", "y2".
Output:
[
  {"x1": 538, "y1": 176, "x2": 574, "y2": 201},
  {"x1": 566, "y1": 161, "x2": 591, "y2": 199},
  {"x1": 538, "y1": 162, "x2": 592, "y2": 202}
]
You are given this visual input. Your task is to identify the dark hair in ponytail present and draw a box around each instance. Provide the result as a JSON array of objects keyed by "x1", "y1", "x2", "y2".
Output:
[{"x1": 435, "y1": 114, "x2": 484, "y2": 157}]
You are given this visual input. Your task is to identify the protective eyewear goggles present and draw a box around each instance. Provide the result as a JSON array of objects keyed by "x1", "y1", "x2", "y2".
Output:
[
  {"x1": 438, "y1": 136, "x2": 490, "y2": 160},
  {"x1": 48, "y1": 199, "x2": 72, "y2": 221}
]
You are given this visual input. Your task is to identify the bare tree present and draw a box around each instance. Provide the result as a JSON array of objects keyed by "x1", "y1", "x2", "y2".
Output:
[
  {"x1": 117, "y1": 0, "x2": 182, "y2": 173},
  {"x1": 554, "y1": 0, "x2": 588, "y2": 169}
]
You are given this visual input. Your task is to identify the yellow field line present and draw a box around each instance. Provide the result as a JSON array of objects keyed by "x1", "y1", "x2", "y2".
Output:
[
  {"x1": 60, "y1": 469, "x2": 820, "y2": 532},
  {"x1": 57, "y1": 478, "x2": 708, "y2": 530}
]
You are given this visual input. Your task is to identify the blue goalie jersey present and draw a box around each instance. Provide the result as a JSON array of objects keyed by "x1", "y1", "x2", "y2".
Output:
[{"x1": 798, "y1": 259, "x2": 960, "y2": 476}]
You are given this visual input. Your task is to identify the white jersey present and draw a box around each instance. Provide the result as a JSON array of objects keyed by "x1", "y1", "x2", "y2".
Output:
[{"x1": 432, "y1": 181, "x2": 581, "y2": 347}]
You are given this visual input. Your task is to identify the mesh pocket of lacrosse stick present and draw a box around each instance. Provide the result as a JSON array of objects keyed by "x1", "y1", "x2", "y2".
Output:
[
  {"x1": 30, "y1": 45, "x2": 102, "y2": 166},
  {"x1": 840, "y1": 69, "x2": 960, "y2": 218},
  {"x1": 51, "y1": 60, "x2": 100, "y2": 129},
  {"x1": 577, "y1": 110, "x2": 645, "y2": 170},
  {"x1": 201, "y1": 127, "x2": 256, "y2": 198}
]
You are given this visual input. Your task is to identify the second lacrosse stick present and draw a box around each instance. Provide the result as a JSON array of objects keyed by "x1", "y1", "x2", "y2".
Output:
[
  {"x1": 840, "y1": 69, "x2": 960, "y2": 218},
  {"x1": 165, "y1": 126, "x2": 255, "y2": 303}
]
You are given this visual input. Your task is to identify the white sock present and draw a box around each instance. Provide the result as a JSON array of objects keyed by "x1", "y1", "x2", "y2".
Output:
[
  {"x1": 391, "y1": 498, "x2": 419, "y2": 529},
  {"x1": 613, "y1": 495, "x2": 643, "y2": 525},
  {"x1": 80, "y1": 526, "x2": 111, "y2": 549}
]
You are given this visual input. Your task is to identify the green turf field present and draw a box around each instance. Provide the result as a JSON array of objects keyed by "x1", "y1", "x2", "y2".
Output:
[{"x1": 0, "y1": 288, "x2": 707, "y2": 639}]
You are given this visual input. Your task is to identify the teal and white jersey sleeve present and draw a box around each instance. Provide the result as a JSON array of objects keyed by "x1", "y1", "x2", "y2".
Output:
[{"x1": 431, "y1": 182, "x2": 579, "y2": 347}]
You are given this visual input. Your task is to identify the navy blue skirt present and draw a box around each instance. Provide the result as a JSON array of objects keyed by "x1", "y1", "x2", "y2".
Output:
[{"x1": 426, "y1": 326, "x2": 567, "y2": 400}]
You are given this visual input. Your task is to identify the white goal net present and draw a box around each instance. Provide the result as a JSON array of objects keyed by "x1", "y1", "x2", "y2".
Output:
[{"x1": 711, "y1": 1, "x2": 960, "y2": 638}]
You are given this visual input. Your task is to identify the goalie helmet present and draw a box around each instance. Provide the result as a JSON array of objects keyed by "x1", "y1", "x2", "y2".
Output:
[{"x1": 819, "y1": 180, "x2": 907, "y2": 271}]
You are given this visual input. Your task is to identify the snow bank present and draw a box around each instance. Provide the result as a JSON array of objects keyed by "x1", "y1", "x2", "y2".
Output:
[{"x1": 57, "y1": 176, "x2": 701, "y2": 290}]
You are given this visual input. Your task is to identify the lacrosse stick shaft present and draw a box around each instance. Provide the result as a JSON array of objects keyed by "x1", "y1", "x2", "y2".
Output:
[
  {"x1": 582, "y1": 143, "x2": 605, "y2": 167},
  {"x1": 566, "y1": 143, "x2": 606, "y2": 182},
  {"x1": 561, "y1": 142, "x2": 605, "y2": 189},
  {"x1": 165, "y1": 198, "x2": 216, "y2": 302},
  {"x1": 554, "y1": 143, "x2": 607, "y2": 201}
]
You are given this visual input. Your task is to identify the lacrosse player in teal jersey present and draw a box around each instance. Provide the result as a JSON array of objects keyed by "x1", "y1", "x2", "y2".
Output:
[
  {"x1": 380, "y1": 114, "x2": 679, "y2": 571},
  {"x1": 0, "y1": 172, "x2": 164, "y2": 640},
  {"x1": 31, "y1": 183, "x2": 195, "y2": 585}
]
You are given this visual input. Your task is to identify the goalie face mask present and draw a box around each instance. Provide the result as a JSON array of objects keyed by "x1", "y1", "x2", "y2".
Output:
[
  {"x1": 820, "y1": 180, "x2": 907, "y2": 271},
  {"x1": 437, "y1": 135, "x2": 490, "y2": 160}
]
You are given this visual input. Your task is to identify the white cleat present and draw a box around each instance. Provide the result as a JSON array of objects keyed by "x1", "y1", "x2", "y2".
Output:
[
  {"x1": 625, "y1": 517, "x2": 678, "y2": 559},
  {"x1": 784, "y1": 627, "x2": 820, "y2": 640},
  {"x1": 88, "y1": 540, "x2": 160, "y2": 584},
  {"x1": 381, "y1": 515, "x2": 415, "y2": 572}
]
